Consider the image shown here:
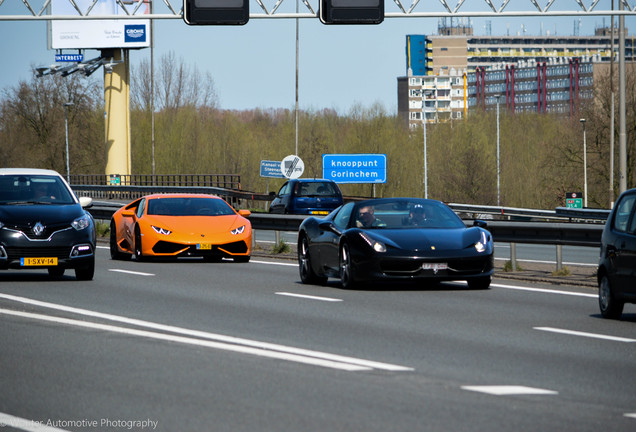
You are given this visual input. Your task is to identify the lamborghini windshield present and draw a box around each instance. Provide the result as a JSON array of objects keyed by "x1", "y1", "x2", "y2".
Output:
[{"x1": 147, "y1": 197, "x2": 236, "y2": 216}]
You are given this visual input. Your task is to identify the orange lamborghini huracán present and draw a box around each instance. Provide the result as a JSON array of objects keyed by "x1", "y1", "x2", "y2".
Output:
[{"x1": 110, "y1": 194, "x2": 252, "y2": 263}]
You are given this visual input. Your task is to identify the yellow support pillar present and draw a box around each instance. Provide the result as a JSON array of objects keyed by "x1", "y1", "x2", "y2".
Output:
[{"x1": 104, "y1": 49, "x2": 131, "y2": 181}]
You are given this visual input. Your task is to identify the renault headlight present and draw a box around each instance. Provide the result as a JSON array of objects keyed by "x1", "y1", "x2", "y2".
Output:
[
  {"x1": 71, "y1": 214, "x2": 91, "y2": 231},
  {"x1": 231, "y1": 225, "x2": 246, "y2": 235}
]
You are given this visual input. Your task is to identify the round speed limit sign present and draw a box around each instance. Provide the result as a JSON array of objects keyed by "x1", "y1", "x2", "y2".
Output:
[{"x1": 281, "y1": 155, "x2": 304, "y2": 179}]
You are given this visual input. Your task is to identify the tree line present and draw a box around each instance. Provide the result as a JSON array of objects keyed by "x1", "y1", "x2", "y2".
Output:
[{"x1": 1, "y1": 52, "x2": 634, "y2": 210}]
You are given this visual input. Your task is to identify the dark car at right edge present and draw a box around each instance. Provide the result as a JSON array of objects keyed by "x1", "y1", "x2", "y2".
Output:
[{"x1": 598, "y1": 187, "x2": 636, "y2": 319}]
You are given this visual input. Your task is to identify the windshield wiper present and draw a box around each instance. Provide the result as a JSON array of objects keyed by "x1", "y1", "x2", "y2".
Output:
[{"x1": 2, "y1": 200, "x2": 54, "y2": 205}]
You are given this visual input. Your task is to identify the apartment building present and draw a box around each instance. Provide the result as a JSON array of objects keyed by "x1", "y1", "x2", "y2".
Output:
[{"x1": 398, "y1": 25, "x2": 633, "y2": 127}]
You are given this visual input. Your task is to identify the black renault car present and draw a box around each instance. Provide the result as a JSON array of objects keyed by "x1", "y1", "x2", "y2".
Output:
[
  {"x1": 0, "y1": 168, "x2": 96, "y2": 280},
  {"x1": 598, "y1": 187, "x2": 636, "y2": 319}
]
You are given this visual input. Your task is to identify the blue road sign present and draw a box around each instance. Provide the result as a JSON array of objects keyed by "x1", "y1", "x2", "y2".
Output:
[
  {"x1": 322, "y1": 154, "x2": 387, "y2": 184},
  {"x1": 55, "y1": 54, "x2": 84, "y2": 62},
  {"x1": 260, "y1": 160, "x2": 284, "y2": 178}
]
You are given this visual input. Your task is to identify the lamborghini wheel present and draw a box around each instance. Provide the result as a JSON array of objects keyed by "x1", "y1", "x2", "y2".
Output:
[
  {"x1": 110, "y1": 221, "x2": 131, "y2": 261},
  {"x1": 134, "y1": 227, "x2": 145, "y2": 262}
]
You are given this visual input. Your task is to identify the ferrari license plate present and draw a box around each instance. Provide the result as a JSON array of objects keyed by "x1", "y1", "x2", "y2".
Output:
[
  {"x1": 21, "y1": 257, "x2": 58, "y2": 266},
  {"x1": 422, "y1": 263, "x2": 447, "y2": 271},
  {"x1": 197, "y1": 243, "x2": 212, "y2": 250}
]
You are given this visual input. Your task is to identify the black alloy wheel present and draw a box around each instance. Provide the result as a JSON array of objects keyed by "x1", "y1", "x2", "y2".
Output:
[
  {"x1": 599, "y1": 274, "x2": 624, "y2": 319},
  {"x1": 298, "y1": 236, "x2": 327, "y2": 285},
  {"x1": 339, "y1": 243, "x2": 357, "y2": 289}
]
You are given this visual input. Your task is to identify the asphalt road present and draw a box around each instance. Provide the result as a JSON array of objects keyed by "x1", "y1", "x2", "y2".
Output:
[{"x1": 0, "y1": 246, "x2": 634, "y2": 432}]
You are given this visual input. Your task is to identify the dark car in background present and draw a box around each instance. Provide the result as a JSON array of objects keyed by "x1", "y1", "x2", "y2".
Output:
[
  {"x1": 269, "y1": 179, "x2": 343, "y2": 215},
  {"x1": 597, "y1": 187, "x2": 636, "y2": 319},
  {"x1": 0, "y1": 168, "x2": 96, "y2": 280}
]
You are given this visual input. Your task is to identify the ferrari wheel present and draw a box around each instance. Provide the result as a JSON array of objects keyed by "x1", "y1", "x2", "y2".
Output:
[
  {"x1": 298, "y1": 236, "x2": 327, "y2": 285},
  {"x1": 599, "y1": 274, "x2": 624, "y2": 319},
  {"x1": 340, "y1": 243, "x2": 357, "y2": 289},
  {"x1": 110, "y1": 221, "x2": 131, "y2": 261},
  {"x1": 134, "y1": 227, "x2": 145, "y2": 262},
  {"x1": 468, "y1": 276, "x2": 491, "y2": 290}
]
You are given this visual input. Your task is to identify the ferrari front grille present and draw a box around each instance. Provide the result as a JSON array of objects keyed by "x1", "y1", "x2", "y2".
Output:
[{"x1": 380, "y1": 256, "x2": 493, "y2": 276}]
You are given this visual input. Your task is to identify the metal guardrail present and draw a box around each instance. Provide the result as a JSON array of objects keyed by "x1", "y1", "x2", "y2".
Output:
[
  {"x1": 450, "y1": 203, "x2": 610, "y2": 222},
  {"x1": 71, "y1": 174, "x2": 241, "y2": 189},
  {"x1": 72, "y1": 185, "x2": 269, "y2": 207},
  {"x1": 74, "y1": 185, "x2": 611, "y2": 223}
]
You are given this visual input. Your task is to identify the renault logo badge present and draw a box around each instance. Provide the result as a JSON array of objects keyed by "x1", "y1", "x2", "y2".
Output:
[{"x1": 33, "y1": 222, "x2": 45, "y2": 236}]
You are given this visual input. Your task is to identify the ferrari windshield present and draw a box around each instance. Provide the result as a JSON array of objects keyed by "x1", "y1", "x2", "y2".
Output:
[
  {"x1": 0, "y1": 175, "x2": 76, "y2": 205},
  {"x1": 147, "y1": 197, "x2": 236, "y2": 216},
  {"x1": 352, "y1": 199, "x2": 465, "y2": 229}
]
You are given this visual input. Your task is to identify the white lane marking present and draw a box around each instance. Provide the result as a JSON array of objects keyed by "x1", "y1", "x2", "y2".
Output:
[
  {"x1": 276, "y1": 292, "x2": 343, "y2": 302},
  {"x1": 0, "y1": 294, "x2": 412, "y2": 372},
  {"x1": 251, "y1": 259, "x2": 298, "y2": 267},
  {"x1": 0, "y1": 308, "x2": 370, "y2": 371},
  {"x1": 461, "y1": 385, "x2": 558, "y2": 396},
  {"x1": 534, "y1": 327, "x2": 636, "y2": 343},
  {"x1": 96, "y1": 245, "x2": 109, "y2": 249},
  {"x1": 0, "y1": 412, "x2": 70, "y2": 432},
  {"x1": 108, "y1": 269, "x2": 155, "y2": 277},
  {"x1": 492, "y1": 283, "x2": 597, "y2": 298},
  {"x1": 625, "y1": 413, "x2": 636, "y2": 419}
]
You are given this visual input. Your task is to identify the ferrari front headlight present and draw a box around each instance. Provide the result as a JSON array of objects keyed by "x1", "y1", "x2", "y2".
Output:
[
  {"x1": 359, "y1": 232, "x2": 386, "y2": 253},
  {"x1": 474, "y1": 231, "x2": 489, "y2": 253},
  {"x1": 231, "y1": 225, "x2": 245, "y2": 235},
  {"x1": 151, "y1": 225, "x2": 172, "y2": 235}
]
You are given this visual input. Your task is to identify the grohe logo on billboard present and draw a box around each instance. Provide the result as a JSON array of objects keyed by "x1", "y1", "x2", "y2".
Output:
[{"x1": 125, "y1": 25, "x2": 146, "y2": 42}]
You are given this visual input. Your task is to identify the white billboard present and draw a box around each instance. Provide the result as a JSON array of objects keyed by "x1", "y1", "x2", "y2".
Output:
[{"x1": 50, "y1": 0, "x2": 150, "y2": 49}]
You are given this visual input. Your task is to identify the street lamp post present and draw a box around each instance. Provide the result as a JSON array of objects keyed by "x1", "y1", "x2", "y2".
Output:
[
  {"x1": 64, "y1": 102, "x2": 74, "y2": 182},
  {"x1": 580, "y1": 118, "x2": 588, "y2": 208},
  {"x1": 495, "y1": 94, "x2": 501, "y2": 207},
  {"x1": 420, "y1": 88, "x2": 432, "y2": 199}
]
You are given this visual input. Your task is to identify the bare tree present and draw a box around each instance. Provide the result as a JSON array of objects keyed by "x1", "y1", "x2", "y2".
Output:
[
  {"x1": 0, "y1": 72, "x2": 103, "y2": 173},
  {"x1": 131, "y1": 51, "x2": 218, "y2": 111}
]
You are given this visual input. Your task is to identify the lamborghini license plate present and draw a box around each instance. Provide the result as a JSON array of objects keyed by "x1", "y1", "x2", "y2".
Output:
[
  {"x1": 21, "y1": 257, "x2": 58, "y2": 266},
  {"x1": 197, "y1": 243, "x2": 212, "y2": 250}
]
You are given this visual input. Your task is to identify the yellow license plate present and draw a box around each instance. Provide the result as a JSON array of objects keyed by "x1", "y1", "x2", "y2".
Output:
[
  {"x1": 21, "y1": 257, "x2": 58, "y2": 266},
  {"x1": 311, "y1": 211, "x2": 329, "y2": 215},
  {"x1": 197, "y1": 243, "x2": 212, "y2": 250}
]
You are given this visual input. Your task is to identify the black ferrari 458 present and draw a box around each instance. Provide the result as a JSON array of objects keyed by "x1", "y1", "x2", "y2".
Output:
[{"x1": 297, "y1": 198, "x2": 494, "y2": 289}]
